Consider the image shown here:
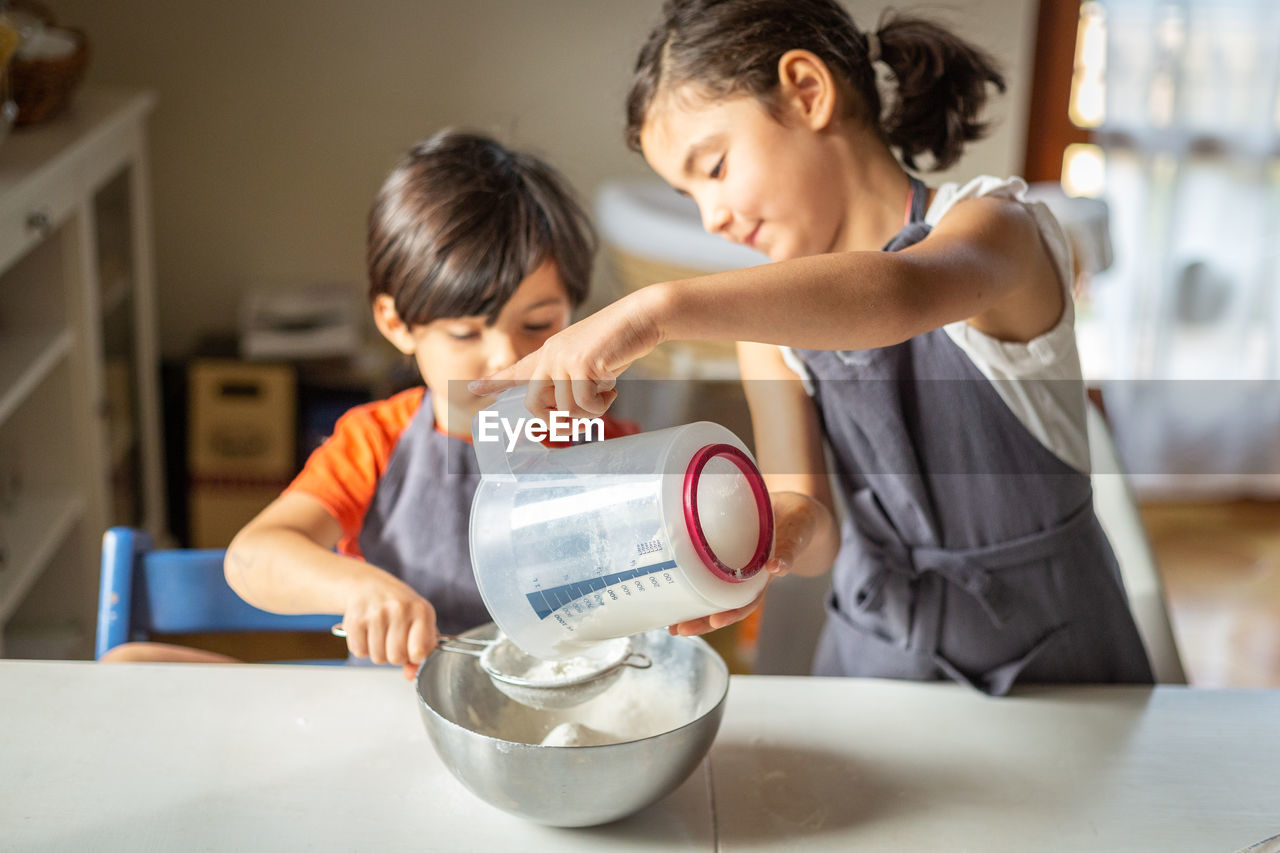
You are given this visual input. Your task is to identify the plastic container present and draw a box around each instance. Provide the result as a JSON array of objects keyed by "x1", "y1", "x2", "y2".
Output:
[{"x1": 470, "y1": 389, "x2": 773, "y2": 659}]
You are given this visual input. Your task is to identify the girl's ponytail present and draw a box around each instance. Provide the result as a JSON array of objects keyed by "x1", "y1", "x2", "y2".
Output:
[
  {"x1": 626, "y1": 1, "x2": 1005, "y2": 172},
  {"x1": 873, "y1": 12, "x2": 1007, "y2": 171}
]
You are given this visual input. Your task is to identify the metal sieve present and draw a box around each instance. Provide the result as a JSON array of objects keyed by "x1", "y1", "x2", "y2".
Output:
[{"x1": 329, "y1": 624, "x2": 651, "y2": 709}]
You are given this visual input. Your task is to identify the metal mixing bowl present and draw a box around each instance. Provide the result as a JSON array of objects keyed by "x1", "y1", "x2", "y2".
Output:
[{"x1": 415, "y1": 622, "x2": 729, "y2": 827}]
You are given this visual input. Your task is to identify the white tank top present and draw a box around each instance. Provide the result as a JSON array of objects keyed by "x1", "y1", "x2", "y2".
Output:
[{"x1": 780, "y1": 175, "x2": 1090, "y2": 473}]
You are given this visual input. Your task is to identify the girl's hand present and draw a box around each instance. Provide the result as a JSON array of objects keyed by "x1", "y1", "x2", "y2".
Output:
[
  {"x1": 469, "y1": 288, "x2": 667, "y2": 419},
  {"x1": 668, "y1": 586, "x2": 770, "y2": 638},
  {"x1": 341, "y1": 575, "x2": 439, "y2": 680},
  {"x1": 667, "y1": 490, "x2": 831, "y2": 637}
]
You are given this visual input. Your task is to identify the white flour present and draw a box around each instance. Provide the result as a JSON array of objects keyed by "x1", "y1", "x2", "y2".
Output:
[
  {"x1": 532, "y1": 662, "x2": 696, "y2": 747},
  {"x1": 488, "y1": 636, "x2": 630, "y2": 686},
  {"x1": 540, "y1": 722, "x2": 616, "y2": 747},
  {"x1": 478, "y1": 631, "x2": 709, "y2": 749}
]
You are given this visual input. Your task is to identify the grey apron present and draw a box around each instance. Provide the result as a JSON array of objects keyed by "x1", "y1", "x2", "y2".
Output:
[
  {"x1": 799, "y1": 177, "x2": 1153, "y2": 695},
  {"x1": 357, "y1": 390, "x2": 490, "y2": 636}
]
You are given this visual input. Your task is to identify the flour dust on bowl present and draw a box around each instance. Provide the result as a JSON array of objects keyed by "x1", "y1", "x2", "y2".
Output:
[
  {"x1": 470, "y1": 388, "x2": 774, "y2": 661},
  {"x1": 416, "y1": 623, "x2": 729, "y2": 827}
]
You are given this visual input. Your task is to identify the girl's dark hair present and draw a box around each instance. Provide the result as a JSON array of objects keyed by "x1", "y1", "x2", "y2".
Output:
[
  {"x1": 625, "y1": 0, "x2": 1006, "y2": 172},
  {"x1": 367, "y1": 130, "x2": 595, "y2": 325}
]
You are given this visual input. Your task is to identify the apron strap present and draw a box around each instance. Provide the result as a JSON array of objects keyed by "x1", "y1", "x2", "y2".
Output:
[
  {"x1": 933, "y1": 622, "x2": 1070, "y2": 696},
  {"x1": 881, "y1": 175, "x2": 932, "y2": 252},
  {"x1": 909, "y1": 499, "x2": 1098, "y2": 627},
  {"x1": 843, "y1": 497, "x2": 1096, "y2": 694},
  {"x1": 849, "y1": 497, "x2": 1095, "y2": 624}
]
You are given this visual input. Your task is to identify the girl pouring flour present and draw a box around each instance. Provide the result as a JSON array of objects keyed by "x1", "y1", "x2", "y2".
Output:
[{"x1": 475, "y1": 0, "x2": 1153, "y2": 695}]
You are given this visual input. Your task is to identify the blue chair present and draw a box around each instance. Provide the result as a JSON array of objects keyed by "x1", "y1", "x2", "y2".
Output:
[{"x1": 96, "y1": 526, "x2": 340, "y2": 661}]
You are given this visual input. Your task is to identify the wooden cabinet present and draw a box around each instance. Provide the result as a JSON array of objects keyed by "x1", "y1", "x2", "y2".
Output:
[{"x1": 0, "y1": 89, "x2": 165, "y2": 659}]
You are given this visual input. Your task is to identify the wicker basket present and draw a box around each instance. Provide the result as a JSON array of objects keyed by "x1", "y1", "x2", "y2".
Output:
[{"x1": 9, "y1": 25, "x2": 89, "y2": 127}]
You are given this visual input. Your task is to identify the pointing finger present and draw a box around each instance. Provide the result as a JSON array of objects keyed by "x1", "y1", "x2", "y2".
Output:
[{"x1": 469, "y1": 357, "x2": 532, "y2": 396}]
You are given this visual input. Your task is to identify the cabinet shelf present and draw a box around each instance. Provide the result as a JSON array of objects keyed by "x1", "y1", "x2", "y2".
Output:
[
  {"x1": 0, "y1": 88, "x2": 163, "y2": 659},
  {"x1": 2, "y1": 620, "x2": 88, "y2": 659},
  {"x1": 0, "y1": 489, "x2": 86, "y2": 623},
  {"x1": 100, "y1": 272, "x2": 132, "y2": 318},
  {"x1": 0, "y1": 329, "x2": 74, "y2": 428},
  {"x1": 109, "y1": 422, "x2": 137, "y2": 471}
]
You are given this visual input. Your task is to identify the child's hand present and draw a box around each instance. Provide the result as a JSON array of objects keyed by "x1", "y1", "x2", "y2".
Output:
[
  {"x1": 469, "y1": 289, "x2": 665, "y2": 419},
  {"x1": 666, "y1": 490, "x2": 829, "y2": 637},
  {"x1": 340, "y1": 575, "x2": 438, "y2": 680},
  {"x1": 668, "y1": 586, "x2": 769, "y2": 638},
  {"x1": 763, "y1": 491, "x2": 828, "y2": 579}
]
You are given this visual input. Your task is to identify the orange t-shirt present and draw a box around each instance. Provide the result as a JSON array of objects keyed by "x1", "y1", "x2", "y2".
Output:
[{"x1": 286, "y1": 387, "x2": 640, "y2": 558}]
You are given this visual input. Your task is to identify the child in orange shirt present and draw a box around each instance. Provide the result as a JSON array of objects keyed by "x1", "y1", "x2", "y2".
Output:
[{"x1": 104, "y1": 130, "x2": 635, "y2": 676}]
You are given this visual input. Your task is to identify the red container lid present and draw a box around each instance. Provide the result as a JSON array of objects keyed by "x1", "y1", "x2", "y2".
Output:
[{"x1": 681, "y1": 444, "x2": 773, "y2": 582}]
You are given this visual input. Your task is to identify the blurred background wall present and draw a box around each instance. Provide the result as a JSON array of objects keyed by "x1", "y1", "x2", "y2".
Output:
[{"x1": 53, "y1": 0, "x2": 1038, "y2": 358}]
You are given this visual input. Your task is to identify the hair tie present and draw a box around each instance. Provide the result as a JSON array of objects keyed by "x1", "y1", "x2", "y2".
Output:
[{"x1": 865, "y1": 30, "x2": 881, "y2": 64}]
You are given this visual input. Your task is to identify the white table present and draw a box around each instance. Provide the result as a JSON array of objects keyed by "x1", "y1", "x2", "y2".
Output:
[
  {"x1": 1, "y1": 661, "x2": 1277, "y2": 852},
  {"x1": 713, "y1": 677, "x2": 1280, "y2": 852},
  {"x1": 0, "y1": 661, "x2": 712, "y2": 851}
]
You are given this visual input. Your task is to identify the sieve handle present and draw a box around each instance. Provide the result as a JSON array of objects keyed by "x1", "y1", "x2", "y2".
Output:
[
  {"x1": 620, "y1": 652, "x2": 652, "y2": 671},
  {"x1": 329, "y1": 624, "x2": 490, "y2": 658},
  {"x1": 436, "y1": 635, "x2": 492, "y2": 658}
]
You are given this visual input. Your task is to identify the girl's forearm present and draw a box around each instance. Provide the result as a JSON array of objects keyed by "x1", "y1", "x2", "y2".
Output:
[{"x1": 644, "y1": 251, "x2": 923, "y2": 351}]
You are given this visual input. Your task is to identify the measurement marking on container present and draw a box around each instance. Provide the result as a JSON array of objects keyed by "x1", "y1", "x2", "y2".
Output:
[{"x1": 525, "y1": 559, "x2": 678, "y2": 619}]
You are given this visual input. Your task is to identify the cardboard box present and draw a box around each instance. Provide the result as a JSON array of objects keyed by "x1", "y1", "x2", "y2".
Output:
[
  {"x1": 188, "y1": 360, "x2": 296, "y2": 479},
  {"x1": 188, "y1": 481, "x2": 284, "y2": 549},
  {"x1": 187, "y1": 359, "x2": 297, "y2": 548}
]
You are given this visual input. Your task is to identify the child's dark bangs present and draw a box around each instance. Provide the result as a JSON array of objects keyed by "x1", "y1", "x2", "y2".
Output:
[
  {"x1": 424, "y1": 226, "x2": 542, "y2": 326},
  {"x1": 426, "y1": 254, "x2": 517, "y2": 325}
]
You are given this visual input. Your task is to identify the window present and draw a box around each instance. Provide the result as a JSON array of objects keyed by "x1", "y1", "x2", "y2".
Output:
[{"x1": 1026, "y1": 0, "x2": 1280, "y2": 495}]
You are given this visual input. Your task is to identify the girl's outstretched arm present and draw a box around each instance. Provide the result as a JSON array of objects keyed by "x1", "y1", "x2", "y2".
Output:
[{"x1": 471, "y1": 195, "x2": 1061, "y2": 419}]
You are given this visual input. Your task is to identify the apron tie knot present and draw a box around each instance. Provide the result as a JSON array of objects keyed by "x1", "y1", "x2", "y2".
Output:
[{"x1": 911, "y1": 550, "x2": 1017, "y2": 628}]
